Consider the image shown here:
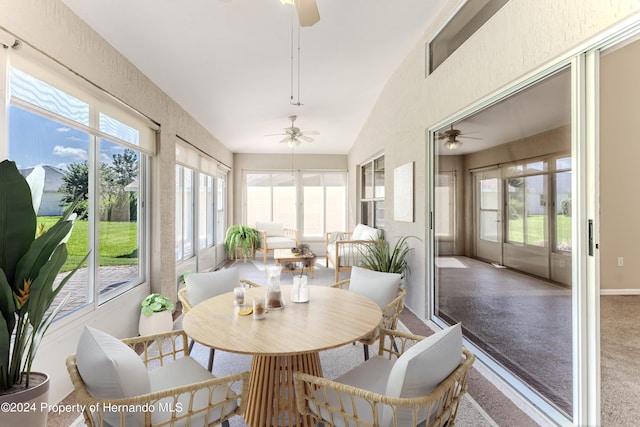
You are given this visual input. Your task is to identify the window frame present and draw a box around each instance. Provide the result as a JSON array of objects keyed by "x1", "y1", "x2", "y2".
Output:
[{"x1": 359, "y1": 155, "x2": 385, "y2": 229}]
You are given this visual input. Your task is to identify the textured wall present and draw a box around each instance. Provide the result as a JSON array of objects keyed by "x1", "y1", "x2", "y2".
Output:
[{"x1": 348, "y1": 0, "x2": 640, "y2": 315}]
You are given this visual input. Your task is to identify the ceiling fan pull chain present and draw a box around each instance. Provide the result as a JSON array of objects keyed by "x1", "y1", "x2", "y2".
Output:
[{"x1": 289, "y1": 14, "x2": 303, "y2": 107}]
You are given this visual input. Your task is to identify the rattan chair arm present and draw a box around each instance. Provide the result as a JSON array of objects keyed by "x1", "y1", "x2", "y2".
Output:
[
  {"x1": 294, "y1": 347, "x2": 476, "y2": 427},
  {"x1": 178, "y1": 287, "x2": 192, "y2": 313},
  {"x1": 66, "y1": 353, "x2": 249, "y2": 427},
  {"x1": 240, "y1": 279, "x2": 260, "y2": 288},
  {"x1": 330, "y1": 279, "x2": 351, "y2": 289}
]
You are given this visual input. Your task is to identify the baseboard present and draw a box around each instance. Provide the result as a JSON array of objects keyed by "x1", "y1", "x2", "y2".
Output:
[{"x1": 600, "y1": 289, "x2": 640, "y2": 295}]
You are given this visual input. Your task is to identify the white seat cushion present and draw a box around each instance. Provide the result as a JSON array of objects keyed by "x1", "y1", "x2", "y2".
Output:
[
  {"x1": 265, "y1": 236, "x2": 296, "y2": 249},
  {"x1": 150, "y1": 356, "x2": 238, "y2": 426},
  {"x1": 76, "y1": 326, "x2": 150, "y2": 427},
  {"x1": 310, "y1": 356, "x2": 395, "y2": 427},
  {"x1": 349, "y1": 266, "x2": 401, "y2": 308},
  {"x1": 185, "y1": 268, "x2": 239, "y2": 306}
]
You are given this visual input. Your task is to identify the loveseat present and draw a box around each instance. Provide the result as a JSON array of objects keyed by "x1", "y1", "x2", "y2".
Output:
[{"x1": 325, "y1": 224, "x2": 382, "y2": 281}]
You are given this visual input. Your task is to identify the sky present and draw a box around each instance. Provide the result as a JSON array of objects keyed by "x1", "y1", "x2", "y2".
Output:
[{"x1": 10, "y1": 105, "x2": 124, "y2": 172}]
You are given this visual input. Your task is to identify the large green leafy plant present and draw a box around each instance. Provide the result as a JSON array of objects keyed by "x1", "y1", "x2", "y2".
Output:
[
  {"x1": 0, "y1": 160, "x2": 85, "y2": 391},
  {"x1": 224, "y1": 225, "x2": 261, "y2": 261},
  {"x1": 358, "y1": 235, "x2": 416, "y2": 277}
]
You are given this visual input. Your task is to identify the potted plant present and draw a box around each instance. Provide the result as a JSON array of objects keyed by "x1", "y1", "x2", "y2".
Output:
[
  {"x1": 358, "y1": 235, "x2": 416, "y2": 278},
  {"x1": 0, "y1": 160, "x2": 85, "y2": 426},
  {"x1": 224, "y1": 224, "x2": 261, "y2": 262},
  {"x1": 138, "y1": 293, "x2": 175, "y2": 336}
]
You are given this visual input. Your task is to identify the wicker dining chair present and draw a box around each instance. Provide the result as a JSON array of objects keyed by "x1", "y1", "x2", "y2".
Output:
[
  {"x1": 331, "y1": 266, "x2": 406, "y2": 360},
  {"x1": 294, "y1": 326, "x2": 475, "y2": 427},
  {"x1": 179, "y1": 272, "x2": 260, "y2": 371},
  {"x1": 66, "y1": 328, "x2": 250, "y2": 427}
]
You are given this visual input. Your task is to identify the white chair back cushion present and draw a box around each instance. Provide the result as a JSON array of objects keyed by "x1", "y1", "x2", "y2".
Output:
[
  {"x1": 76, "y1": 326, "x2": 150, "y2": 427},
  {"x1": 385, "y1": 323, "x2": 462, "y2": 398},
  {"x1": 255, "y1": 221, "x2": 286, "y2": 237},
  {"x1": 185, "y1": 268, "x2": 239, "y2": 306},
  {"x1": 349, "y1": 266, "x2": 401, "y2": 308}
]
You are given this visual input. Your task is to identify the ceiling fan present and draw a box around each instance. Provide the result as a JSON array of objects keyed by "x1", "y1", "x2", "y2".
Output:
[
  {"x1": 222, "y1": 0, "x2": 320, "y2": 27},
  {"x1": 436, "y1": 125, "x2": 481, "y2": 150},
  {"x1": 280, "y1": 0, "x2": 320, "y2": 27},
  {"x1": 266, "y1": 115, "x2": 319, "y2": 147}
]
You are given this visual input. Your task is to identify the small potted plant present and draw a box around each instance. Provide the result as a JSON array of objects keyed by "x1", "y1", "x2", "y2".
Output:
[
  {"x1": 138, "y1": 293, "x2": 175, "y2": 336},
  {"x1": 358, "y1": 235, "x2": 417, "y2": 278}
]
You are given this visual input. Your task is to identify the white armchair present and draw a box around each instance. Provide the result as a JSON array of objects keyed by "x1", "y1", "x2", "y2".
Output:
[
  {"x1": 325, "y1": 224, "x2": 382, "y2": 281},
  {"x1": 178, "y1": 268, "x2": 259, "y2": 371},
  {"x1": 67, "y1": 327, "x2": 249, "y2": 427},
  {"x1": 332, "y1": 266, "x2": 405, "y2": 360},
  {"x1": 294, "y1": 324, "x2": 475, "y2": 427},
  {"x1": 255, "y1": 221, "x2": 299, "y2": 264}
]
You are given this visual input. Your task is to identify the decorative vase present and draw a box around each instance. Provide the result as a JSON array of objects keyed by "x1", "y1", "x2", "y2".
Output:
[
  {"x1": 138, "y1": 310, "x2": 173, "y2": 336},
  {"x1": 0, "y1": 372, "x2": 49, "y2": 426},
  {"x1": 291, "y1": 275, "x2": 309, "y2": 303},
  {"x1": 265, "y1": 265, "x2": 285, "y2": 310}
]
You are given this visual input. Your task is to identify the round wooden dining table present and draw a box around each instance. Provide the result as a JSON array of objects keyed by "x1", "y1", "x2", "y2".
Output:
[{"x1": 182, "y1": 284, "x2": 382, "y2": 427}]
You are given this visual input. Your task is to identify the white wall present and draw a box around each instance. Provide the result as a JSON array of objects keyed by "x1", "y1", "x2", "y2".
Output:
[
  {"x1": 1, "y1": 0, "x2": 234, "y2": 405},
  {"x1": 347, "y1": 0, "x2": 640, "y2": 316}
]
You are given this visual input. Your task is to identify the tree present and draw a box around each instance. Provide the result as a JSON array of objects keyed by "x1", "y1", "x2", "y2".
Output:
[
  {"x1": 59, "y1": 149, "x2": 139, "y2": 221},
  {"x1": 59, "y1": 161, "x2": 89, "y2": 219}
]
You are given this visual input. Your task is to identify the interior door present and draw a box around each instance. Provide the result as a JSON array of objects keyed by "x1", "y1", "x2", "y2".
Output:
[{"x1": 475, "y1": 169, "x2": 502, "y2": 264}]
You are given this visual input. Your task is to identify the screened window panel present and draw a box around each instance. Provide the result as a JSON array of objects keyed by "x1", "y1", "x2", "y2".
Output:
[{"x1": 10, "y1": 67, "x2": 89, "y2": 126}]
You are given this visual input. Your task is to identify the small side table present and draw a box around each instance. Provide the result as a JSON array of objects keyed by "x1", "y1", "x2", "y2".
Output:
[{"x1": 273, "y1": 248, "x2": 315, "y2": 279}]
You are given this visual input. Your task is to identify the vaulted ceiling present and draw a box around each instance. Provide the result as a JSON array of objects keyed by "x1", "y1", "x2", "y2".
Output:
[{"x1": 61, "y1": 0, "x2": 447, "y2": 154}]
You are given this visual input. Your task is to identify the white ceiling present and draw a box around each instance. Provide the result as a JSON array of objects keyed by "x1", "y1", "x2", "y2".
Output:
[
  {"x1": 61, "y1": 0, "x2": 447, "y2": 155},
  {"x1": 436, "y1": 68, "x2": 572, "y2": 155}
]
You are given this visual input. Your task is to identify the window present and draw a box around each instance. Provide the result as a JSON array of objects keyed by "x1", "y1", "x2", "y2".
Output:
[
  {"x1": 435, "y1": 172, "x2": 456, "y2": 245},
  {"x1": 245, "y1": 171, "x2": 347, "y2": 238},
  {"x1": 302, "y1": 172, "x2": 346, "y2": 237},
  {"x1": 216, "y1": 169, "x2": 227, "y2": 245},
  {"x1": 175, "y1": 142, "x2": 227, "y2": 264},
  {"x1": 6, "y1": 55, "x2": 154, "y2": 313},
  {"x1": 554, "y1": 157, "x2": 572, "y2": 252},
  {"x1": 427, "y1": 0, "x2": 509, "y2": 74},
  {"x1": 360, "y1": 155, "x2": 385, "y2": 229},
  {"x1": 505, "y1": 157, "x2": 571, "y2": 250},
  {"x1": 175, "y1": 165, "x2": 194, "y2": 261}
]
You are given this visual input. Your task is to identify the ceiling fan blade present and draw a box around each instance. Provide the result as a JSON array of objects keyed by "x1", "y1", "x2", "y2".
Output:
[
  {"x1": 265, "y1": 133, "x2": 287, "y2": 137},
  {"x1": 295, "y1": 0, "x2": 320, "y2": 27},
  {"x1": 301, "y1": 130, "x2": 319, "y2": 136},
  {"x1": 299, "y1": 135, "x2": 314, "y2": 142}
]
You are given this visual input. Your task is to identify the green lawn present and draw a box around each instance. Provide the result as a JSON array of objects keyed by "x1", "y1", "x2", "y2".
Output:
[
  {"x1": 507, "y1": 214, "x2": 572, "y2": 248},
  {"x1": 38, "y1": 216, "x2": 138, "y2": 272}
]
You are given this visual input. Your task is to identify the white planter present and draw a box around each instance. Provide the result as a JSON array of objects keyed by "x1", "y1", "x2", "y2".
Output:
[
  {"x1": 0, "y1": 372, "x2": 49, "y2": 427},
  {"x1": 138, "y1": 310, "x2": 173, "y2": 336}
]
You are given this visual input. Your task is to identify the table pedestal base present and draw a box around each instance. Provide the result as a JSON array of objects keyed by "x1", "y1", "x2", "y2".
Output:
[{"x1": 245, "y1": 352, "x2": 322, "y2": 427}]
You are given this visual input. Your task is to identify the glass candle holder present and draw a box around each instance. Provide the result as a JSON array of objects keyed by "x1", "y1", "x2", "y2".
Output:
[{"x1": 253, "y1": 297, "x2": 266, "y2": 320}]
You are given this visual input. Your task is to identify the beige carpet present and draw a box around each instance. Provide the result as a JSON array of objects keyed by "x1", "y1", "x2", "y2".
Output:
[{"x1": 601, "y1": 295, "x2": 640, "y2": 426}]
